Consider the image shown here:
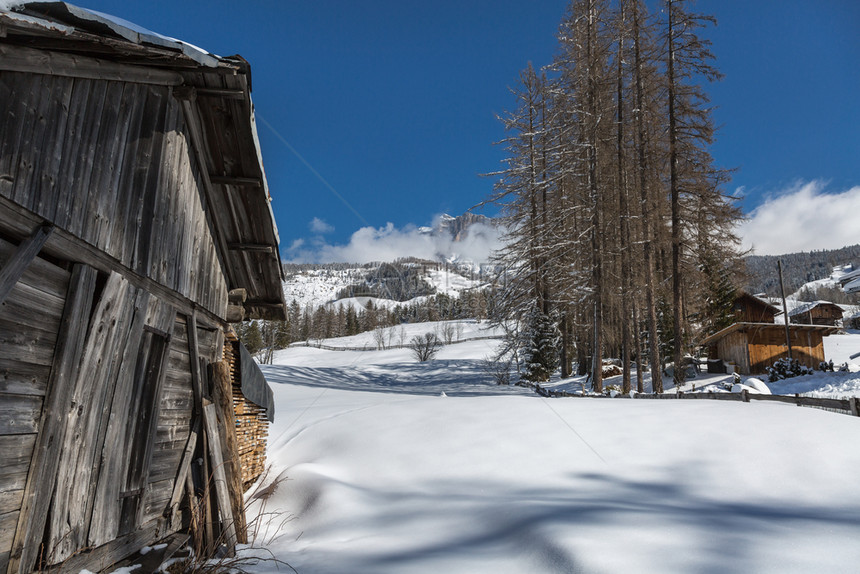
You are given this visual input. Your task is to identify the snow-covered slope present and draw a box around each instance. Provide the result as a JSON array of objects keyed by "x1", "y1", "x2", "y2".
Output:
[
  {"x1": 240, "y1": 326, "x2": 860, "y2": 574},
  {"x1": 282, "y1": 263, "x2": 486, "y2": 311}
]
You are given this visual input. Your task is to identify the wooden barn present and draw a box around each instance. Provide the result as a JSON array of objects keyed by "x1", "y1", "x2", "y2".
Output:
[
  {"x1": 0, "y1": 2, "x2": 284, "y2": 572},
  {"x1": 729, "y1": 292, "x2": 780, "y2": 324},
  {"x1": 788, "y1": 301, "x2": 844, "y2": 327},
  {"x1": 702, "y1": 323, "x2": 839, "y2": 375}
]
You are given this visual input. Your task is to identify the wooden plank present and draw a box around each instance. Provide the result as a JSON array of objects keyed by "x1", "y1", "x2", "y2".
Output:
[
  {"x1": 46, "y1": 272, "x2": 137, "y2": 564},
  {"x1": 0, "y1": 493, "x2": 23, "y2": 517},
  {"x1": 0, "y1": 44, "x2": 184, "y2": 86},
  {"x1": 66, "y1": 79, "x2": 109, "y2": 238},
  {"x1": 0, "y1": 235, "x2": 69, "y2": 300},
  {"x1": 211, "y1": 360, "x2": 247, "y2": 543},
  {"x1": 6, "y1": 264, "x2": 97, "y2": 574},
  {"x1": 202, "y1": 401, "x2": 237, "y2": 554},
  {"x1": 0, "y1": 436, "x2": 36, "y2": 480},
  {"x1": 0, "y1": 317, "x2": 60, "y2": 368},
  {"x1": 0, "y1": 279, "x2": 66, "y2": 329},
  {"x1": 0, "y1": 395, "x2": 41, "y2": 435},
  {"x1": 50, "y1": 518, "x2": 172, "y2": 574},
  {"x1": 165, "y1": 419, "x2": 199, "y2": 519},
  {"x1": 86, "y1": 81, "x2": 130, "y2": 253},
  {"x1": 88, "y1": 288, "x2": 152, "y2": 547},
  {"x1": 0, "y1": 223, "x2": 53, "y2": 306},
  {"x1": 187, "y1": 311, "x2": 205, "y2": 411},
  {"x1": 0, "y1": 360, "x2": 51, "y2": 397},
  {"x1": 1, "y1": 511, "x2": 19, "y2": 556}
]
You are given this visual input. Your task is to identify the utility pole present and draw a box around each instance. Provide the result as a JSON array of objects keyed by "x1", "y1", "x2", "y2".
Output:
[{"x1": 777, "y1": 260, "x2": 792, "y2": 360}]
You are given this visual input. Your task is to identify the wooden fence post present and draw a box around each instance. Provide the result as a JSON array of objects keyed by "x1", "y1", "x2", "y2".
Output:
[{"x1": 851, "y1": 397, "x2": 860, "y2": 417}]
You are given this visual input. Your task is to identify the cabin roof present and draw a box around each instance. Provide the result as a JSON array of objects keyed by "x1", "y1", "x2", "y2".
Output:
[
  {"x1": 0, "y1": 1, "x2": 286, "y2": 320},
  {"x1": 788, "y1": 300, "x2": 844, "y2": 317},
  {"x1": 701, "y1": 322, "x2": 840, "y2": 346}
]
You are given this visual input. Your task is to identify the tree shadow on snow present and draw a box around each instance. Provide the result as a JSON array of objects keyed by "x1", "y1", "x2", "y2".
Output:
[
  {"x1": 259, "y1": 359, "x2": 534, "y2": 397},
  {"x1": 277, "y1": 469, "x2": 860, "y2": 574}
]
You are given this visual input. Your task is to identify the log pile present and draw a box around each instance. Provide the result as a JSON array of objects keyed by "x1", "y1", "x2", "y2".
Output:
[{"x1": 223, "y1": 334, "x2": 269, "y2": 489}]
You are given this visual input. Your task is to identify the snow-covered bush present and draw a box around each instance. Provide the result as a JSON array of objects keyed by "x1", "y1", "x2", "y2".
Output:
[{"x1": 767, "y1": 358, "x2": 813, "y2": 382}]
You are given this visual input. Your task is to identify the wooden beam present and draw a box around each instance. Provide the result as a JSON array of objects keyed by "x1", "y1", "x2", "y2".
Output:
[
  {"x1": 0, "y1": 44, "x2": 184, "y2": 86},
  {"x1": 211, "y1": 360, "x2": 247, "y2": 543},
  {"x1": 7, "y1": 264, "x2": 97, "y2": 574},
  {"x1": 187, "y1": 310, "x2": 206, "y2": 413},
  {"x1": 195, "y1": 88, "x2": 245, "y2": 99},
  {"x1": 0, "y1": 194, "x2": 225, "y2": 330},
  {"x1": 228, "y1": 288, "x2": 247, "y2": 304},
  {"x1": 225, "y1": 304, "x2": 245, "y2": 324},
  {"x1": 244, "y1": 300, "x2": 285, "y2": 309},
  {"x1": 0, "y1": 222, "x2": 54, "y2": 306},
  {"x1": 209, "y1": 175, "x2": 261, "y2": 187},
  {"x1": 165, "y1": 418, "x2": 200, "y2": 525},
  {"x1": 227, "y1": 243, "x2": 272, "y2": 253},
  {"x1": 175, "y1": 98, "x2": 234, "y2": 289},
  {"x1": 201, "y1": 400, "x2": 238, "y2": 554},
  {"x1": 49, "y1": 518, "x2": 171, "y2": 574}
]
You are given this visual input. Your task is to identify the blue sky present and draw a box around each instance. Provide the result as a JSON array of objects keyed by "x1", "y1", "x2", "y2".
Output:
[{"x1": 71, "y1": 1, "x2": 859, "y2": 259}]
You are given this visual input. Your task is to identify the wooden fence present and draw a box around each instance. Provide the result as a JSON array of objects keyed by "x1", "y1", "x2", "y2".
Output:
[{"x1": 530, "y1": 384, "x2": 860, "y2": 417}]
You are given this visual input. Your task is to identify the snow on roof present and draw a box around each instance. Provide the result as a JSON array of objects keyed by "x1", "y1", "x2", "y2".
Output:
[
  {"x1": 1, "y1": 1, "x2": 219, "y2": 66},
  {"x1": 788, "y1": 300, "x2": 843, "y2": 317},
  {"x1": 844, "y1": 276, "x2": 860, "y2": 294}
]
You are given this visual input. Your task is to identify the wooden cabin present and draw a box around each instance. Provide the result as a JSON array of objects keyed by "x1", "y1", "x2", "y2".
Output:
[
  {"x1": 702, "y1": 323, "x2": 838, "y2": 375},
  {"x1": 788, "y1": 301, "x2": 844, "y2": 327},
  {"x1": 730, "y1": 292, "x2": 780, "y2": 324},
  {"x1": 0, "y1": 3, "x2": 285, "y2": 572}
]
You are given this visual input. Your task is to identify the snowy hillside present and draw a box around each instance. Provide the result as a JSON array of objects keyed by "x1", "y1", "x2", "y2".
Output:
[
  {"x1": 282, "y1": 262, "x2": 486, "y2": 311},
  {"x1": 238, "y1": 322, "x2": 860, "y2": 574}
]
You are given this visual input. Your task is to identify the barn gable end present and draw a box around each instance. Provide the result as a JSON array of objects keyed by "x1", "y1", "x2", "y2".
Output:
[{"x1": 0, "y1": 3, "x2": 283, "y2": 572}]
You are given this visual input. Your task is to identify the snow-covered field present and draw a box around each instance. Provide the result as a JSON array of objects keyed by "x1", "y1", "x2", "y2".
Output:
[{"x1": 240, "y1": 322, "x2": 860, "y2": 573}]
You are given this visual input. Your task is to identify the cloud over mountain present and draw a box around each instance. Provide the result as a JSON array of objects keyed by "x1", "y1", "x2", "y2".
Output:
[
  {"x1": 284, "y1": 214, "x2": 508, "y2": 264},
  {"x1": 739, "y1": 181, "x2": 860, "y2": 255}
]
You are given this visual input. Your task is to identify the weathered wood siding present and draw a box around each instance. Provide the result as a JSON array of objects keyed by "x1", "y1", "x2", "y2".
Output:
[
  {"x1": 715, "y1": 331, "x2": 751, "y2": 374},
  {"x1": 747, "y1": 328, "x2": 824, "y2": 374},
  {"x1": 0, "y1": 71, "x2": 227, "y2": 318},
  {"x1": 0, "y1": 237, "x2": 69, "y2": 572}
]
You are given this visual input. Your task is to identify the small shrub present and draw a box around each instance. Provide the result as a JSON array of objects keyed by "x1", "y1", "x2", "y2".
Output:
[
  {"x1": 767, "y1": 358, "x2": 813, "y2": 382},
  {"x1": 818, "y1": 359, "x2": 834, "y2": 372},
  {"x1": 410, "y1": 333, "x2": 441, "y2": 362},
  {"x1": 481, "y1": 355, "x2": 514, "y2": 385}
]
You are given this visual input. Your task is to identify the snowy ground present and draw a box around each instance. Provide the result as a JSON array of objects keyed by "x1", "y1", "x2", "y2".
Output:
[{"x1": 238, "y1": 322, "x2": 860, "y2": 573}]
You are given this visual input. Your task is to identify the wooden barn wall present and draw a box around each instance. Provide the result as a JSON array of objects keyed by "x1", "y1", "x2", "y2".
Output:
[
  {"x1": 747, "y1": 329, "x2": 825, "y2": 374},
  {"x1": 0, "y1": 71, "x2": 228, "y2": 319},
  {"x1": 716, "y1": 331, "x2": 751, "y2": 374},
  {"x1": 0, "y1": 237, "x2": 69, "y2": 573},
  {"x1": 144, "y1": 316, "x2": 220, "y2": 526}
]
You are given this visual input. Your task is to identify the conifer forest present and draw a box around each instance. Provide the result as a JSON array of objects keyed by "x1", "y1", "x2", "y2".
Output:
[{"x1": 484, "y1": 0, "x2": 743, "y2": 392}]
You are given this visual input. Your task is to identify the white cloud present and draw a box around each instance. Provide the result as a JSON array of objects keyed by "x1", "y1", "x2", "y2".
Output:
[
  {"x1": 309, "y1": 217, "x2": 335, "y2": 234},
  {"x1": 284, "y1": 218, "x2": 510, "y2": 264},
  {"x1": 739, "y1": 181, "x2": 860, "y2": 255}
]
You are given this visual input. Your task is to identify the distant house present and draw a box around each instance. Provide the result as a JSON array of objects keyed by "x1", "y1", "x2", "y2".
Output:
[
  {"x1": 730, "y1": 292, "x2": 781, "y2": 324},
  {"x1": 788, "y1": 301, "x2": 844, "y2": 327},
  {"x1": 702, "y1": 323, "x2": 839, "y2": 375},
  {"x1": 0, "y1": 3, "x2": 283, "y2": 572},
  {"x1": 701, "y1": 293, "x2": 838, "y2": 375},
  {"x1": 838, "y1": 268, "x2": 860, "y2": 294}
]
